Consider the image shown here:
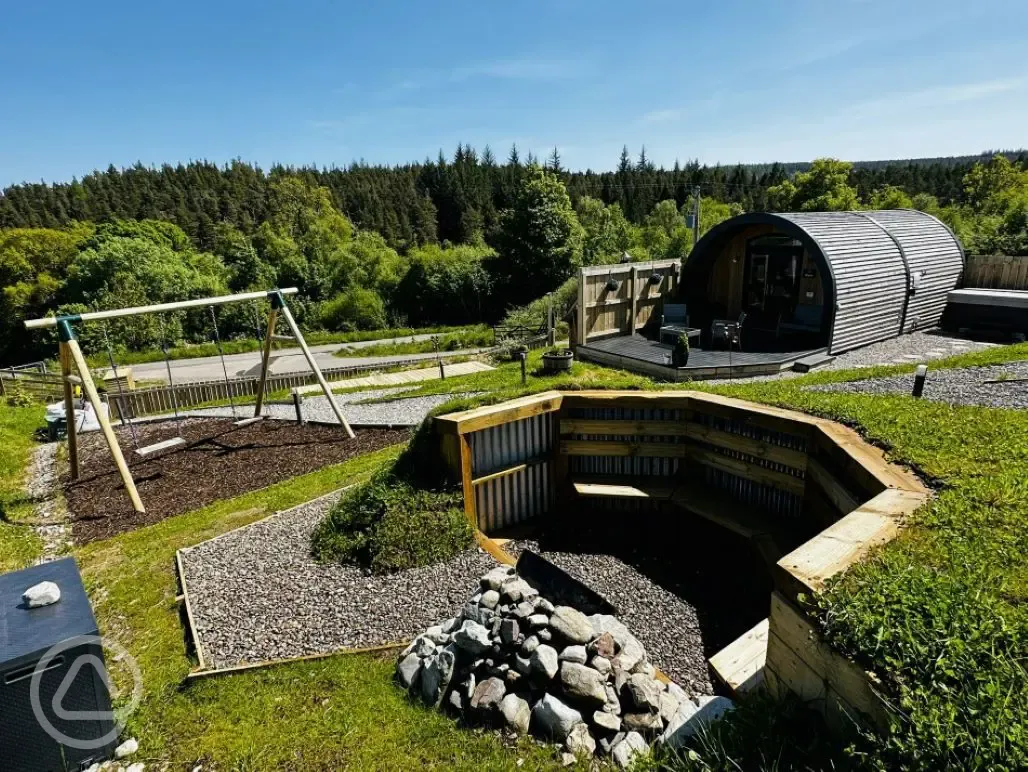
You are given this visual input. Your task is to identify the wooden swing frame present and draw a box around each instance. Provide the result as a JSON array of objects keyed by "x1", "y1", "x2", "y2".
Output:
[{"x1": 25, "y1": 287, "x2": 355, "y2": 514}]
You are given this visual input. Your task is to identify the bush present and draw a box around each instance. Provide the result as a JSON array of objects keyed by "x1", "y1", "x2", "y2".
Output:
[
  {"x1": 319, "y1": 286, "x2": 388, "y2": 331},
  {"x1": 311, "y1": 468, "x2": 471, "y2": 574}
]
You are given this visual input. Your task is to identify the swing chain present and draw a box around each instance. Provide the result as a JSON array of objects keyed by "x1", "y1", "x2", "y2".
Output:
[
  {"x1": 157, "y1": 313, "x2": 181, "y2": 419},
  {"x1": 98, "y1": 317, "x2": 139, "y2": 447},
  {"x1": 208, "y1": 305, "x2": 238, "y2": 417}
]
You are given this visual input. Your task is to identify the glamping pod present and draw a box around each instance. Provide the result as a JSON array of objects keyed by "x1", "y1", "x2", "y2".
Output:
[{"x1": 682, "y1": 209, "x2": 964, "y2": 354}]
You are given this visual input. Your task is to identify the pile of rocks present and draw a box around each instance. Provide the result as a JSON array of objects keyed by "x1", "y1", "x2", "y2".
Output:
[{"x1": 395, "y1": 565, "x2": 734, "y2": 767}]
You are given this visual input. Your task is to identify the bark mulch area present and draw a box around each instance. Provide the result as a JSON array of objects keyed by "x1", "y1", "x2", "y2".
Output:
[{"x1": 65, "y1": 417, "x2": 410, "y2": 545}]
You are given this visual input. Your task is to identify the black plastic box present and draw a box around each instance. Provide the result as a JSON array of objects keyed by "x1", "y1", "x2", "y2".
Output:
[{"x1": 0, "y1": 558, "x2": 118, "y2": 771}]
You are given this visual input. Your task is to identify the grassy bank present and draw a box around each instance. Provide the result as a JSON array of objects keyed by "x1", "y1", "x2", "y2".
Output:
[
  {"x1": 331, "y1": 325, "x2": 494, "y2": 358},
  {"x1": 0, "y1": 404, "x2": 44, "y2": 571}
]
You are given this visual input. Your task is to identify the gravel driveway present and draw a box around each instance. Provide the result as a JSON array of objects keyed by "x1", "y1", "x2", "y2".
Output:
[
  {"x1": 183, "y1": 387, "x2": 474, "y2": 426},
  {"x1": 810, "y1": 360, "x2": 1028, "y2": 409},
  {"x1": 179, "y1": 489, "x2": 500, "y2": 668}
]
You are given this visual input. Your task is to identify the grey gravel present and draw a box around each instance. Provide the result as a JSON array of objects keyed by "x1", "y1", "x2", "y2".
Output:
[
  {"x1": 180, "y1": 387, "x2": 479, "y2": 427},
  {"x1": 179, "y1": 488, "x2": 501, "y2": 668},
  {"x1": 24, "y1": 442, "x2": 71, "y2": 563},
  {"x1": 705, "y1": 331, "x2": 997, "y2": 385},
  {"x1": 811, "y1": 360, "x2": 1028, "y2": 409},
  {"x1": 506, "y1": 540, "x2": 713, "y2": 694}
]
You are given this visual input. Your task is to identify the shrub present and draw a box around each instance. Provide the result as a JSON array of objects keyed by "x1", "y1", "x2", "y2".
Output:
[
  {"x1": 319, "y1": 286, "x2": 388, "y2": 331},
  {"x1": 311, "y1": 468, "x2": 471, "y2": 574}
]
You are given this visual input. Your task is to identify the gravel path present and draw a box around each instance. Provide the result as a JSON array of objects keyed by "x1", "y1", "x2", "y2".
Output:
[
  {"x1": 705, "y1": 331, "x2": 997, "y2": 385},
  {"x1": 179, "y1": 489, "x2": 501, "y2": 668},
  {"x1": 811, "y1": 360, "x2": 1028, "y2": 409},
  {"x1": 182, "y1": 387, "x2": 476, "y2": 426},
  {"x1": 24, "y1": 442, "x2": 70, "y2": 563},
  {"x1": 503, "y1": 539, "x2": 716, "y2": 695}
]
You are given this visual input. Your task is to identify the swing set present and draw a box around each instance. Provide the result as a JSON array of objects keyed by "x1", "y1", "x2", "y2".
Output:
[{"x1": 24, "y1": 287, "x2": 354, "y2": 515}]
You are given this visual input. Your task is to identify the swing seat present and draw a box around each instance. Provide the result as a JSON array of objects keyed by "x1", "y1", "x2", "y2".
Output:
[
  {"x1": 232, "y1": 416, "x2": 264, "y2": 427},
  {"x1": 135, "y1": 437, "x2": 186, "y2": 457}
]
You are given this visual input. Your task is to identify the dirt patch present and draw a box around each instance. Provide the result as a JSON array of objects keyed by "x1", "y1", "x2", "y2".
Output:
[{"x1": 64, "y1": 417, "x2": 410, "y2": 545}]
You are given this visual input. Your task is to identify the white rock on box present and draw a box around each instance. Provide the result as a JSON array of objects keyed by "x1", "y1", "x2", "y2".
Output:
[{"x1": 23, "y1": 581, "x2": 60, "y2": 608}]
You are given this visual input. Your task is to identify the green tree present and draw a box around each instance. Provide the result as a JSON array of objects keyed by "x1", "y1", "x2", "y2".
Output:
[
  {"x1": 319, "y1": 286, "x2": 387, "y2": 331},
  {"x1": 768, "y1": 158, "x2": 860, "y2": 211},
  {"x1": 393, "y1": 243, "x2": 494, "y2": 325},
  {"x1": 869, "y1": 185, "x2": 914, "y2": 209},
  {"x1": 576, "y1": 197, "x2": 632, "y2": 264},
  {"x1": 495, "y1": 166, "x2": 584, "y2": 306}
]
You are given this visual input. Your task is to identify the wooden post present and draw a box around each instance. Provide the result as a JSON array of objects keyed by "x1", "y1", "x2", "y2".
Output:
[
  {"x1": 61, "y1": 324, "x2": 144, "y2": 513},
  {"x1": 252, "y1": 305, "x2": 279, "y2": 417},
  {"x1": 59, "y1": 342, "x2": 79, "y2": 480},
  {"x1": 292, "y1": 389, "x2": 305, "y2": 425},
  {"x1": 576, "y1": 269, "x2": 587, "y2": 346},
  {"x1": 630, "y1": 266, "x2": 638, "y2": 335},
  {"x1": 274, "y1": 293, "x2": 356, "y2": 439}
]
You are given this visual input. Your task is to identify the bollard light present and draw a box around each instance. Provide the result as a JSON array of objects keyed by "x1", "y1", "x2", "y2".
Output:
[{"x1": 912, "y1": 364, "x2": 928, "y2": 398}]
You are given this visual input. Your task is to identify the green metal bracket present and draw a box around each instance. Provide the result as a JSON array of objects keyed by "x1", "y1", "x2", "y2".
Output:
[
  {"x1": 268, "y1": 290, "x2": 286, "y2": 310},
  {"x1": 56, "y1": 317, "x2": 77, "y2": 343}
]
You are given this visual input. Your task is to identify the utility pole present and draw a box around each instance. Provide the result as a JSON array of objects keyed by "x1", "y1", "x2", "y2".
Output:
[{"x1": 692, "y1": 186, "x2": 701, "y2": 251}]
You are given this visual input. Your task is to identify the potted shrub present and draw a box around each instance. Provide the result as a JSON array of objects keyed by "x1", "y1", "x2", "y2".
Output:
[
  {"x1": 541, "y1": 347, "x2": 575, "y2": 373},
  {"x1": 672, "y1": 333, "x2": 690, "y2": 367}
]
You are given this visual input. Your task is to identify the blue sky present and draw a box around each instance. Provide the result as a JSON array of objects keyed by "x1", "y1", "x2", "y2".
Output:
[{"x1": 1, "y1": 0, "x2": 1026, "y2": 186}]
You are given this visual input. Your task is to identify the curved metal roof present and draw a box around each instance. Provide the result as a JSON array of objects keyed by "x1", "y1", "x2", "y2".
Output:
[{"x1": 683, "y1": 209, "x2": 965, "y2": 354}]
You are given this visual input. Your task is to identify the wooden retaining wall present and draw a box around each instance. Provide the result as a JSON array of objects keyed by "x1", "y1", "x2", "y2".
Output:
[
  {"x1": 436, "y1": 390, "x2": 930, "y2": 731},
  {"x1": 964, "y1": 254, "x2": 1028, "y2": 290},
  {"x1": 574, "y1": 259, "x2": 681, "y2": 346}
]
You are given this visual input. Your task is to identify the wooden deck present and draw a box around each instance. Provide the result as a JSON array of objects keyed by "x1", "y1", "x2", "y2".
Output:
[{"x1": 577, "y1": 335, "x2": 825, "y2": 380}]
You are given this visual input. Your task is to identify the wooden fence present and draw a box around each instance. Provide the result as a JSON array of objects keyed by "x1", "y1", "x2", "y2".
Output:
[
  {"x1": 106, "y1": 353, "x2": 476, "y2": 420},
  {"x1": 574, "y1": 259, "x2": 681, "y2": 346},
  {"x1": 0, "y1": 369, "x2": 65, "y2": 401},
  {"x1": 964, "y1": 254, "x2": 1028, "y2": 290}
]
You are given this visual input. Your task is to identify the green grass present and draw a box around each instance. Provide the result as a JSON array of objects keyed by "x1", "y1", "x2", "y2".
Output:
[
  {"x1": 71, "y1": 442, "x2": 566, "y2": 770},
  {"x1": 0, "y1": 404, "x2": 44, "y2": 571},
  {"x1": 332, "y1": 325, "x2": 494, "y2": 358}
]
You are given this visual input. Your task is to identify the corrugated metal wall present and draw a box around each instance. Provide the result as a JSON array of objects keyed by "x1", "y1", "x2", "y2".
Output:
[
  {"x1": 693, "y1": 412, "x2": 806, "y2": 518},
  {"x1": 564, "y1": 405, "x2": 806, "y2": 519},
  {"x1": 781, "y1": 212, "x2": 908, "y2": 354},
  {"x1": 468, "y1": 412, "x2": 554, "y2": 532},
  {"x1": 862, "y1": 210, "x2": 964, "y2": 332}
]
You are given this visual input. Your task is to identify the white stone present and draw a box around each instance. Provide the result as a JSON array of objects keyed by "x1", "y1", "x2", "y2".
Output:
[
  {"x1": 530, "y1": 644, "x2": 559, "y2": 679},
  {"x1": 396, "y1": 653, "x2": 422, "y2": 689},
  {"x1": 659, "y1": 691, "x2": 680, "y2": 723},
  {"x1": 454, "y1": 620, "x2": 491, "y2": 655},
  {"x1": 590, "y1": 655, "x2": 612, "y2": 676},
  {"x1": 500, "y1": 693, "x2": 531, "y2": 734},
  {"x1": 441, "y1": 616, "x2": 460, "y2": 634},
  {"x1": 560, "y1": 662, "x2": 607, "y2": 705},
  {"x1": 527, "y1": 613, "x2": 549, "y2": 628},
  {"x1": 589, "y1": 614, "x2": 632, "y2": 649},
  {"x1": 531, "y1": 693, "x2": 583, "y2": 741},
  {"x1": 612, "y1": 731, "x2": 648, "y2": 769},
  {"x1": 624, "y1": 673, "x2": 662, "y2": 714},
  {"x1": 480, "y1": 589, "x2": 500, "y2": 609},
  {"x1": 23, "y1": 581, "x2": 60, "y2": 608},
  {"x1": 657, "y1": 695, "x2": 736, "y2": 749},
  {"x1": 592, "y1": 710, "x2": 622, "y2": 733},
  {"x1": 126, "y1": 764, "x2": 145, "y2": 772},
  {"x1": 114, "y1": 738, "x2": 138, "y2": 759},
  {"x1": 631, "y1": 660, "x2": 655, "y2": 678},
  {"x1": 413, "y1": 635, "x2": 437, "y2": 658},
  {"x1": 565, "y1": 722, "x2": 597, "y2": 757},
  {"x1": 481, "y1": 566, "x2": 513, "y2": 591},
  {"x1": 613, "y1": 635, "x2": 645, "y2": 673},
  {"x1": 550, "y1": 606, "x2": 594, "y2": 644},
  {"x1": 521, "y1": 635, "x2": 540, "y2": 654},
  {"x1": 559, "y1": 645, "x2": 588, "y2": 664},
  {"x1": 501, "y1": 577, "x2": 534, "y2": 603}
]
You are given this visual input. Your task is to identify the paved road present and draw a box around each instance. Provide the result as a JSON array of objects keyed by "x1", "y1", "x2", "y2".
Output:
[
  {"x1": 129, "y1": 332, "x2": 483, "y2": 384},
  {"x1": 127, "y1": 333, "x2": 489, "y2": 386}
]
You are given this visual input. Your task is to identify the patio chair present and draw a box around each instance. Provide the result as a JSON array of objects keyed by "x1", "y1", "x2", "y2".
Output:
[
  {"x1": 711, "y1": 312, "x2": 746, "y2": 351},
  {"x1": 659, "y1": 303, "x2": 691, "y2": 344}
]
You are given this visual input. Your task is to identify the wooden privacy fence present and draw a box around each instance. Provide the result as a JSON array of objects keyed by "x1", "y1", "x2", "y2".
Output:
[
  {"x1": 964, "y1": 254, "x2": 1028, "y2": 290},
  {"x1": 0, "y1": 369, "x2": 65, "y2": 401},
  {"x1": 574, "y1": 259, "x2": 681, "y2": 346}
]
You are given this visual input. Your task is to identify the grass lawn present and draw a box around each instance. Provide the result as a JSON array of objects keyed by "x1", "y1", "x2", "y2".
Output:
[
  {"x1": 332, "y1": 325, "x2": 494, "y2": 358},
  {"x1": 73, "y1": 442, "x2": 567, "y2": 771},
  {"x1": 0, "y1": 404, "x2": 44, "y2": 571}
]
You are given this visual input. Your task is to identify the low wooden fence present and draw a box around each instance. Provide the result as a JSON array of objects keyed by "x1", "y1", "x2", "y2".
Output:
[
  {"x1": 964, "y1": 254, "x2": 1028, "y2": 290},
  {"x1": 0, "y1": 369, "x2": 64, "y2": 401},
  {"x1": 107, "y1": 353, "x2": 477, "y2": 420},
  {"x1": 574, "y1": 259, "x2": 680, "y2": 346}
]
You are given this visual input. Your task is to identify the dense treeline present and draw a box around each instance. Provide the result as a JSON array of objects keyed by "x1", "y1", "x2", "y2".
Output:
[
  {"x1": 2, "y1": 150, "x2": 1027, "y2": 366},
  {"x1": 3, "y1": 147, "x2": 1025, "y2": 248}
]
